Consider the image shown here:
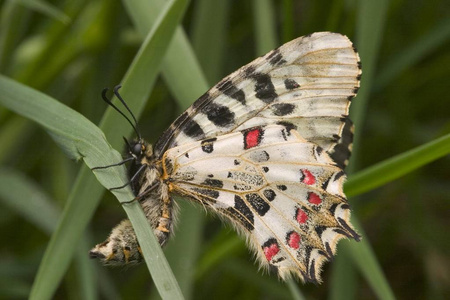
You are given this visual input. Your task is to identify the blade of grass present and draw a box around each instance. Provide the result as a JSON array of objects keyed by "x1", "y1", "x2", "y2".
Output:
[
  {"x1": 329, "y1": 247, "x2": 358, "y2": 300},
  {"x1": 0, "y1": 1, "x2": 23, "y2": 72},
  {"x1": 375, "y1": 18, "x2": 450, "y2": 91},
  {"x1": 281, "y1": 0, "x2": 294, "y2": 43},
  {"x1": 349, "y1": 0, "x2": 389, "y2": 171},
  {"x1": 123, "y1": 0, "x2": 209, "y2": 108},
  {"x1": 343, "y1": 219, "x2": 396, "y2": 300},
  {"x1": 124, "y1": 1, "x2": 209, "y2": 297},
  {"x1": 0, "y1": 0, "x2": 190, "y2": 298},
  {"x1": 0, "y1": 167, "x2": 59, "y2": 234},
  {"x1": 253, "y1": 0, "x2": 278, "y2": 55},
  {"x1": 191, "y1": 0, "x2": 230, "y2": 83},
  {"x1": 345, "y1": 133, "x2": 450, "y2": 197},
  {"x1": 16, "y1": 0, "x2": 70, "y2": 24},
  {"x1": 0, "y1": 167, "x2": 104, "y2": 300},
  {"x1": 286, "y1": 279, "x2": 305, "y2": 300},
  {"x1": 332, "y1": 0, "x2": 391, "y2": 298}
]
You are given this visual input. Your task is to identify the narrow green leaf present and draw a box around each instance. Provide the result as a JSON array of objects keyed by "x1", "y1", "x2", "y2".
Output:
[
  {"x1": 124, "y1": 1, "x2": 209, "y2": 298},
  {"x1": 345, "y1": 133, "x2": 450, "y2": 197},
  {"x1": 123, "y1": 0, "x2": 209, "y2": 108},
  {"x1": 375, "y1": 18, "x2": 450, "y2": 91},
  {"x1": 0, "y1": 167, "x2": 59, "y2": 234},
  {"x1": 343, "y1": 219, "x2": 396, "y2": 300},
  {"x1": 16, "y1": 0, "x2": 70, "y2": 24},
  {"x1": 0, "y1": 0, "x2": 190, "y2": 298},
  {"x1": 191, "y1": 0, "x2": 230, "y2": 83},
  {"x1": 253, "y1": 0, "x2": 278, "y2": 55},
  {"x1": 332, "y1": 1, "x2": 392, "y2": 298},
  {"x1": 286, "y1": 279, "x2": 305, "y2": 300},
  {"x1": 350, "y1": 0, "x2": 390, "y2": 171}
]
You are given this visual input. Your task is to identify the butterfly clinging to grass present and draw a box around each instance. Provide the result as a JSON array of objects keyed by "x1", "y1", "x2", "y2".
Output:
[{"x1": 90, "y1": 32, "x2": 361, "y2": 283}]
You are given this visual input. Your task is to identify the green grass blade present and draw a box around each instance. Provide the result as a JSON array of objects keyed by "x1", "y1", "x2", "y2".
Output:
[
  {"x1": 191, "y1": 0, "x2": 230, "y2": 84},
  {"x1": 0, "y1": 167, "x2": 59, "y2": 234},
  {"x1": 125, "y1": 1, "x2": 210, "y2": 297},
  {"x1": 253, "y1": 0, "x2": 277, "y2": 55},
  {"x1": 16, "y1": 0, "x2": 70, "y2": 24},
  {"x1": 124, "y1": 0, "x2": 209, "y2": 108},
  {"x1": 345, "y1": 133, "x2": 450, "y2": 197},
  {"x1": 0, "y1": 167, "x2": 102, "y2": 300},
  {"x1": 329, "y1": 247, "x2": 358, "y2": 300},
  {"x1": 286, "y1": 279, "x2": 305, "y2": 300},
  {"x1": 375, "y1": 18, "x2": 450, "y2": 91},
  {"x1": 331, "y1": 0, "x2": 391, "y2": 298},
  {"x1": 0, "y1": 0, "x2": 190, "y2": 298},
  {"x1": 281, "y1": 0, "x2": 294, "y2": 42},
  {"x1": 350, "y1": 0, "x2": 390, "y2": 171},
  {"x1": 343, "y1": 219, "x2": 396, "y2": 300}
]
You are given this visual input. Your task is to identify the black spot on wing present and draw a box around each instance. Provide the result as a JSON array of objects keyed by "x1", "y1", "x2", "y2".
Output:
[
  {"x1": 192, "y1": 187, "x2": 219, "y2": 202},
  {"x1": 314, "y1": 225, "x2": 327, "y2": 237},
  {"x1": 227, "y1": 195, "x2": 254, "y2": 231},
  {"x1": 329, "y1": 117, "x2": 354, "y2": 169},
  {"x1": 191, "y1": 91, "x2": 212, "y2": 111},
  {"x1": 201, "y1": 137, "x2": 217, "y2": 153},
  {"x1": 334, "y1": 171, "x2": 345, "y2": 181},
  {"x1": 272, "y1": 103, "x2": 296, "y2": 116},
  {"x1": 338, "y1": 217, "x2": 361, "y2": 241},
  {"x1": 329, "y1": 203, "x2": 338, "y2": 215},
  {"x1": 277, "y1": 121, "x2": 297, "y2": 132},
  {"x1": 201, "y1": 178, "x2": 224, "y2": 188},
  {"x1": 321, "y1": 177, "x2": 330, "y2": 191},
  {"x1": 263, "y1": 189, "x2": 276, "y2": 201},
  {"x1": 202, "y1": 102, "x2": 235, "y2": 127},
  {"x1": 267, "y1": 48, "x2": 287, "y2": 66},
  {"x1": 246, "y1": 193, "x2": 270, "y2": 216},
  {"x1": 164, "y1": 158, "x2": 173, "y2": 175},
  {"x1": 277, "y1": 185, "x2": 287, "y2": 191},
  {"x1": 250, "y1": 73, "x2": 278, "y2": 103},
  {"x1": 248, "y1": 150, "x2": 270, "y2": 162},
  {"x1": 284, "y1": 78, "x2": 300, "y2": 90},
  {"x1": 182, "y1": 116, "x2": 205, "y2": 138},
  {"x1": 217, "y1": 78, "x2": 246, "y2": 105},
  {"x1": 244, "y1": 65, "x2": 256, "y2": 76}
]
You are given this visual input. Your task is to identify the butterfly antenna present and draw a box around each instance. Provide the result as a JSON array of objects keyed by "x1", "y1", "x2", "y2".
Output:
[
  {"x1": 113, "y1": 85, "x2": 142, "y2": 140},
  {"x1": 101, "y1": 86, "x2": 142, "y2": 140}
]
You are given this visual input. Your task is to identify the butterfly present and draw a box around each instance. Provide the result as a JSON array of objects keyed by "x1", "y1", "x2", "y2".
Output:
[{"x1": 90, "y1": 32, "x2": 361, "y2": 283}]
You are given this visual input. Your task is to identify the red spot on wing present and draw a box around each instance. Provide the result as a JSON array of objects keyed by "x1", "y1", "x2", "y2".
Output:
[
  {"x1": 307, "y1": 192, "x2": 322, "y2": 205},
  {"x1": 301, "y1": 169, "x2": 316, "y2": 185},
  {"x1": 296, "y1": 208, "x2": 308, "y2": 224},
  {"x1": 244, "y1": 128, "x2": 263, "y2": 149},
  {"x1": 287, "y1": 232, "x2": 301, "y2": 249},
  {"x1": 263, "y1": 243, "x2": 279, "y2": 261}
]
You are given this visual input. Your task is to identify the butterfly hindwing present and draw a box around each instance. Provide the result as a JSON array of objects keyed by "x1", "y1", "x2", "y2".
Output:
[{"x1": 163, "y1": 125, "x2": 359, "y2": 282}]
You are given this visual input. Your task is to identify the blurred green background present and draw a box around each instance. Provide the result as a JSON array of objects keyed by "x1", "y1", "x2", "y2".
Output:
[{"x1": 0, "y1": 0, "x2": 449, "y2": 299}]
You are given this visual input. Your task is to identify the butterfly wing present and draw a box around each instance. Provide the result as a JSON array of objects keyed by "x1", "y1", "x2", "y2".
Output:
[
  {"x1": 162, "y1": 125, "x2": 360, "y2": 282},
  {"x1": 154, "y1": 32, "x2": 361, "y2": 169}
]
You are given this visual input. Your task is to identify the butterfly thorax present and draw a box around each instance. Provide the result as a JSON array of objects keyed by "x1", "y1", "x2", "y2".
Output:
[{"x1": 89, "y1": 140, "x2": 175, "y2": 266}]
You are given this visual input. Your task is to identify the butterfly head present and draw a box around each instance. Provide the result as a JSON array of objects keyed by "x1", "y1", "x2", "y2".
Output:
[{"x1": 125, "y1": 138, "x2": 153, "y2": 162}]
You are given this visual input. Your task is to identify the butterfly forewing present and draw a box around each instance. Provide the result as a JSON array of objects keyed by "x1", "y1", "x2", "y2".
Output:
[{"x1": 154, "y1": 32, "x2": 361, "y2": 170}]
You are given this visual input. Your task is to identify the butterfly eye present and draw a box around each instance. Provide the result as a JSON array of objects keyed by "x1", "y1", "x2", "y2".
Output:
[{"x1": 132, "y1": 143, "x2": 142, "y2": 156}]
